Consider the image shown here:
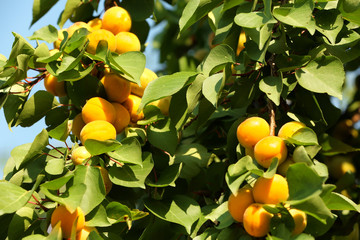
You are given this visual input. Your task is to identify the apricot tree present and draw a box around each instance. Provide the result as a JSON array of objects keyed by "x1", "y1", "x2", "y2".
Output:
[{"x1": 1, "y1": 0, "x2": 360, "y2": 239}]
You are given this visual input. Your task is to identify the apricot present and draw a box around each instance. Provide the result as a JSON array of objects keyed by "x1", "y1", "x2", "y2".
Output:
[
  {"x1": 115, "y1": 32, "x2": 141, "y2": 54},
  {"x1": 278, "y1": 121, "x2": 306, "y2": 140},
  {"x1": 131, "y1": 68, "x2": 158, "y2": 97},
  {"x1": 228, "y1": 186, "x2": 254, "y2": 222},
  {"x1": 67, "y1": 22, "x2": 90, "y2": 37},
  {"x1": 236, "y1": 117, "x2": 270, "y2": 148},
  {"x1": 254, "y1": 136, "x2": 287, "y2": 168},
  {"x1": 53, "y1": 28, "x2": 67, "y2": 49},
  {"x1": 100, "y1": 73, "x2": 131, "y2": 103},
  {"x1": 123, "y1": 94, "x2": 144, "y2": 122},
  {"x1": 327, "y1": 155, "x2": 356, "y2": 179},
  {"x1": 71, "y1": 146, "x2": 91, "y2": 165},
  {"x1": 252, "y1": 174, "x2": 289, "y2": 204},
  {"x1": 81, "y1": 97, "x2": 116, "y2": 124},
  {"x1": 80, "y1": 120, "x2": 117, "y2": 144},
  {"x1": 289, "y1": 208, "x2": 307, "y2": 235},
  {"x1": 112, "y1": 102, "x2": 130, "y2": 133},
  {"x1": 102, "y1": 6, "x2": 132, "y2": 35},
  {"x1": 237, "y1": 31, "x2": 246, "y2": 55},
  {"x1": 72, "y1": 113, "x2": 86, "y2": 139},
  {"x1": 44, "y1": 73, "x2": 67, "y2": 97},
  {"x1": 155, "y1": 96, "x2": 171, "y2": 116},
  {"x1": 50, "y1": 205, "x2": 85, "y2": 239},
  {"x1": 96, "y1": 166, "x2": 113, "y2": 195},
  {"x1": 277, "y1": 157, "x2": 295, "y2": 176},
  {"x1": 243, "y1": 203, "x2": 273, "y2": 237},
  {"x1": 86, "y1": 29, "x2": 117, "y2": 55},
  {"x1": 87, "y1": 18, "x2": 102, "y2": 31},
  {"x1": 76, "y1": 226, "x2": 97, "y2": 240}
]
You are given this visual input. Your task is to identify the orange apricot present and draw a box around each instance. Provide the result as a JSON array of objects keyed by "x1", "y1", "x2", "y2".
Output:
[
  {"x1": 289, "y1": 208, "x2": 307, "y2": 235},
  {"x1": 86, "y1": 29, "x2": 116, "y2": 55},
  {"x1": 50, "y1": 205, "x2": 85, "y2": 239},
  {"x1": 80, "y1": 120, "x2": 117, "y2": 144},
  {"x1": 236, "y1": 117, "x2": 270, "y2": 148},
  {"x1": 254, "y1": 136, "x2": 288, "y2": 168},
  {"x1": 100, "y1": 73, "x2": 131, "y2": 103},
  {"x1": 228, "y1": 186, "x2": 254, "y2": 222},
  {"x1": 87, "y1": 18, "x2": 102, "y2": 31},
  {"x1": 71, "y1": 146, "x2": 91, "y2": 165},
  {"x1": 278, "y1": 121, "x2": 306, "y2": 140},
  {"x1": 44, "y1": 73, "x2": 67, "y2": 97},
  {"x1": 131, "y1": 68, "x2": 158, "y2": 97},
  {"x1": 243, "y1": 203, "x2": 273, "y2": 237},
  {"x1": 76, "y1": 226, "x2": 97, "y2": 240},
  {"x1": 252, "y1": 174, "x2": 289, "y2": 204},
  {"x1": 96, "y1": 166, "x2": 113, "y2": 195},
  {"x1": 72, "y1": 113, "x2": 86, "y2": 140},
  {"x1": 67, "y1": 22, "x2": 91, "y2": 37},
  {"x1": 237, "y1": 31, "x2": 246, "y2": 55},
  {"x1": 123, "y1": 94, "x2": 144, "y2": 122},
  {"x1": 81, "y1": 97, "x2": 116, "y2": 124},
  {"x1": 102, "y1": 6, "x2": 132, "y2": 35},
  {"x1": 115, "y1": 32, "x2": 141, "y2": 54},
  {"x1": 112, "y1": 102, "x2": 130, "y2": 133}
]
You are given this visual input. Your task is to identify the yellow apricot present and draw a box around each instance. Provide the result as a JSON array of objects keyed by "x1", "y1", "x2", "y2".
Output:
[
  {"x1": 123, "y1": 94, "x2": 144, "y2": 122},
  {"x1": 67, "y1": 22, "x2": 91, "y2": 37},
  {"x1": 155, "y1": 96, "x2": 171, "y2": 116},
  {"x1": 115, "y1": 32, "x2": 141, "y2": 54},
  {"x1": 80, "y1": 120, "x2": 117, "y2": 144},
  {"x1": 289, "y1": 208, "x2": 307, "y2": 235},
  {"x1": 112, "y1": 102, "x2": 130, "y2": 133},
  {"x1": 278, "y1": 121, "x2": 306, "y2": 140},
  {"x1": 87, "y1": 18, "x2": 102, "y2": 31},
  {"x1": 237, "y1": 31, "x2": 246, "y2": 55},
  {"x1": 71, "y1": 146, "x2": 91, "y2": 165},
  {"x1": 236, "y1": 117, "x2": 270, "y2": 148},
  {"x1": 50, "y1": 205, "x2": 85, "y2": 239},
  {"x1": 102, "y1": 6, "x2": 132, "y2": 35},
  {"x1": 254, "y1": 136, "x2": 288, "y2": 168},
  {"x1": 100, "y1": 73, "x2": 131, "y2": 103},
  {"x1": 277, "y1": 157, "x2": 295, "y2": 176},
  {"x1": 327, "y1": 155, "x2": 356, "y2": 179},
  {"x1": 253, "y1": 174, "x2": 289, "y2": 204},
  {"x1": 131, "y1": 68, "x2": 158, "y2": 97},
  {"x1": 53, "y1": 28, "x2": 67, "y2": 49},
  {"x1": 96, "y1": 166, "x2": 113, "y2": 195},
  {"x1": 228, "y1": 187, "x2": 254, "y2": 222},
  {"x1": 243, "y1": 203, "x2": 273, "y2": 237},
  {"x1": 44, "y1": 73, "x2": 67, "y2": 97},
  {"x1": 86, "y1": 29, "x2": 117, "y2": 55},
  {"x1": 72, "y1": 113, "x2": 86, "y2": 139},
  {"x1": 81, "y1": 97, "x2": 116, "y2": 124},
  {"x1": 76, "y1": 226, "x2": 97, "y2": 240}
]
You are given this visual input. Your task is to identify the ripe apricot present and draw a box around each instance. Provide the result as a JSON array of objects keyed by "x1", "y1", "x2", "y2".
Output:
[
  {"x1": 131, "y1": 68, "x2": 158, "y2": 97},
  {"x1": 237, "y1": 31, "x2": 246, "y2": 55},
  {"x1": 228, "y1": 186, "x2": 254, "y2": 222},
  {"x1": 243, "y1": 203, "x2": 273, "y2": 237},
  {"x1": 289, "y1": 208, "x2": 307, "y2": 235},
  {"x1": 44, "y1": 73, "x2": 66, "y2": 97},
  {"x1": 87, "y1": 18, "x2": 102, "y2": 31},
  {"x1": 82, "y1": 97, "x2": 116, "y2": 124},
  {"x1": 112, "y1": 102, "x2": 130, "y2": 133},
  {"x1": 50, "y1": 205, "x2": 85, "y2": 239},
  {"x1": 252, "y1": 174, "x2": 289, "y2": 204},
  {"x1": 327, "y1": 155, "x2": 356, "y2": 179},
  {"x1": 54, "y1": 28, "x2": 67, "y2": 49},
  {"x1": 80, "y1": 120, "x2": 117, "y2": 144},
  {"x1": 278, "y1": 121, "x2": 306, "y2": 140},
  {"x1": 96, "y1": 166, "x2": 113, "y2": 195},
  {"x1": 76, "y1": 226, "x2": 97, "y2": 240},
  {"x1": 236, "y1": 117, "x2": 270, "y2": 148},
  {"x1": 102, "y1": 6, "x2": 132, "y2": 35},
  {"x1": 71, "y1": 146, "x2": 91, "y2": 165},
  {"x1": 254, "y1": 136, "x2": 288, "y2": 168},
  {"x1": 72, "y1": 113, "x2": 86, "y2": 139},
  {"x1": 115, "y1": 32, "x2": 141, "y2": 54},
  {"x1": 67, "y1": 22, "x2": 90, "y2": 37},
  {"x1": 123, "y1": 94, "x2": 144, "y2": 122},
  {"x1": 100, "y1": 73, "x2": 131, "y2": 103},
  {"x1": 86, "y1": 29, "x2": 116, "y2": 55}
]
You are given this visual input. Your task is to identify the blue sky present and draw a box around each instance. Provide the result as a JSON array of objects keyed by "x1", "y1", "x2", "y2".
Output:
[{"x1": 0, "y1": 0, "x2": 162, "y2": 177}]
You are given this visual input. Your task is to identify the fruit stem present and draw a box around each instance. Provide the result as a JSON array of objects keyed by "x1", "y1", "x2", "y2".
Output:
[
  {"x1": 108, "y1": 156, "x2": 124, "y2": 167},
  {"x1": 31, "y1": 194, "x2": 49, "y2": 212},
  {"x1": 267, "y1": 100, "x2": 276, "y2": 136},
  {"x1": 48, "y1": 143, "x2": 65, "y2": 156}
]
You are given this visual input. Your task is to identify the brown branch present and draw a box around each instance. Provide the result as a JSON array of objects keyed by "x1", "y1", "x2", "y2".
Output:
[{"x1": 268, "y1": 100, "x2": 276, "y2": 136}]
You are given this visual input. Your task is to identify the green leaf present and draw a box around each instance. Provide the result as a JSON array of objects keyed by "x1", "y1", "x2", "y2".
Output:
[
  {"x1": 179, "y1": 0, "x2": 223, "y2": 35},
  {"x1": 40, "y1": 174, "x2": 73, "y2": 190},
  {"x1": 119, "y1": 0, "x2": 154, "y2": 21},
  {"x1": 140, "y1": 71, "x2": 197, "y2": 110},
  {"x1": 315, "y1": 10, "x2": 343, "y2": 45},
  {"x1": 45, "y1": 157, "x2": 65, "y2": 176},
  {"x1": 286, "y1": 127, "x2": 319, "y2": 146},
  {"x1": 28, "y1": 25, "x2": 58, "y2": 43},
  {"x1": 58, "y1": 0, "x2": 82, "y2": 28},
  {"x1": 295, "y1": 55, "x2": 345, "y2": 99},
  {"x1": 109, "y1": 152, "x2": 154, "y2": 189},
  {"x1": 204, "y1": 202, "x2": 234, "y2": 229},
  {"x1": 84, "y1": 139, "x2": 121, "y2": 156},
  {"x1": 200, "y1": 44, "x2": 235, "y2": 76},
  {"x1": 225, "y1": 156, "x2": 255, "y2": 195},
  {"x1": 48, "y1": 119, "x2": 71, "y2": 142},
  {"x1": 323, "y1": 192, "x2": 360, "y2": 212},
  {"x1": 8, "y1": 207, "x2": 36, "y2": 240},
  {"x1": 259, "y1": 76, "x2": 283, "y2": 106},
  {"x1": 144, "y1": 195, "x2": 201, "y2": 234},
  {"x1": 31, "y1": 0, "x2": 59, "y2": 26},
  {"x1": 106, "y1": 201, "x2": 132, "y2": 225},
  {"x1": 147, "y1": 118, "x2": 178, "y2": 155},
  {"x1": 318, "y1": 134, "x2": 360, "y2": 156},
  {"x1": 146, "y1": 163, "x2": 183, "y2": 187},
  {"x1": 286, "y1": 163, "x2": 324, "y2": 204},
  {"x1": 85, "y1": 204, "x2": 111, "y2": 227},
  {"x1": 5, "y1": 33, "x2": 34, "y2": 69},
  {"x1": 275, "y1": 54, "x2": 311, "y2": 72},
  {"x1": 244, "y1": 22, "x2": 274, "y2": 51},
  {"x1": 0, "y1": 181, "x2": 33, "y2": 215},
  {"x1": 202, "y1": 73, "x2": 224, "y2": 107},
  {"x1": 338, "y1": 0, "x2": 360, "y2": 25},
  {"x1": 107, "y1": 137, "x2": 143, "y2": 166}
]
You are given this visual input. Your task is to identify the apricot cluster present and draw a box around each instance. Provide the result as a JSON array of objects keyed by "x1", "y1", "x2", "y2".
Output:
[{"x1": 228, "y1": 174, "x2": 307, "y2": 237}]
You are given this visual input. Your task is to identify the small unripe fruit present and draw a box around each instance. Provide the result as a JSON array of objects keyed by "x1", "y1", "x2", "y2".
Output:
[
  {"x1": 253, "y1": 174, "x2": 289, "y2": 204},
  {"x1": 236, "y1": 117, "x2": 270, "y2": 148},
  {"x1": 50, "y1": 205, "x2": 85, "y2": 239},
  {"x1": 243, "y1": 203, "x2": 273, "y2": 237},
  {"x1": 71, "y1": 146, "x2": 91, "y2": 165},
  {"x1": 80, "y1": 120, "x2": 117, "y2": 144},
  {"x1": 278, "y1": 121, "x2": 306, "y2": 140},
  {"x1": 289, "y1": 208, "x2": 307, "y2": 235},
  {"x1": 254, "y1": 136, "x2": 287, "y2": 168},
  {"x1": 228, "y1": 186, "x2": 254, "y2": 222},
  {"x1": 81, "y1": 97, "x2": 116, "y2": 124}
]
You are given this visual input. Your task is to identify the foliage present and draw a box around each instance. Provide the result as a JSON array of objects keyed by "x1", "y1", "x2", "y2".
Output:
[{"x1": 1, "y1": 0, "x2": 360, "y2": 239}]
